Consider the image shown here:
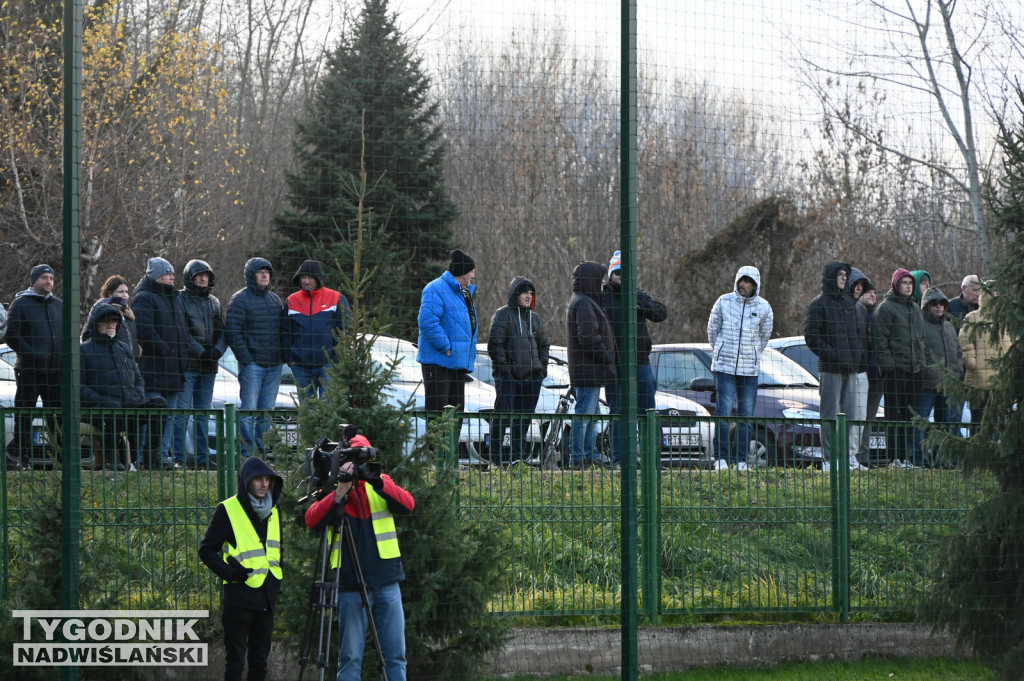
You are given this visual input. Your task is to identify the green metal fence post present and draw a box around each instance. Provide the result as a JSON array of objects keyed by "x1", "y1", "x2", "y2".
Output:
[
  {"x1": 0, "y1": 411, "x2": 7, "y2": 602},
  {"x1": 640, "y1": 410, "x2": 661, "y2": 624},
  {"x1": 836, "y1": 413, "x2": 851, "y2": 623},
  {"x1": 222, "y1": 404, "x2": 236, "y2": 499}
]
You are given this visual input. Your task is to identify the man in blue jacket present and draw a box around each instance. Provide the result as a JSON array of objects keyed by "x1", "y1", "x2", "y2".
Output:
[
  {"x1": 225, "y1": 257, "x2": 284, "y2": 458},
  {"x1": 416, "y1": 249, "x2": 478, "y2": 419}
]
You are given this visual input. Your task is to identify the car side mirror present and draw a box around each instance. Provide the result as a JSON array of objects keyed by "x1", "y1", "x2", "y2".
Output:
[{"x1": 689, "y1": 376, "x2": 715, "y2": 393}]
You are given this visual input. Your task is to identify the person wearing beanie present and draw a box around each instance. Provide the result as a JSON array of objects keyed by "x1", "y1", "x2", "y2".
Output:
[
  {"x1": 846, "y1": 269, "x2": 883, "y2": 465},
  {"x1": 487, "y1": 276, "x2": 550, "y2": 464},
  {"x1": 177, "y1": 259, "x2": 227, "y2": 469},
  {"x1": 805, "y1": 261, "x2": 869, "y2": 473},
  {"x1": 225, "y1": 257, "x2": 284, "y2": 458},
  {"x1": 417, "y1": 250, "x2": 478, "y2": 422},
  {"x1": 566, "y1": 261, "x2": 617, "y2": 469},
  {"x1": 5, "y1": 264, "x2": 62, "y2": 469},
  {"x1": 283, "y1": 260, "x2": 352, "y2": 400},
  {"x1": 706, "y1": 266, "x2": 774, "y2": 471},
  {"x1": 601, "y1": 250, "x2": 667, "y2": 467},
  {"x1": 146, "y1": 257, "x2": 174, "y2": 281},
  {"x1": 133, "y1": 257, "x2": 190, "y2": 470},
  {"x1": 873, "y1": 268, "x2": 928, "y2": 468}
]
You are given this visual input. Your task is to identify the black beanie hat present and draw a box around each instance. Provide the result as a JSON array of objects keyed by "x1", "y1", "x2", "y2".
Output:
[
  {"x1": 30, "y1": 264, "x2": 55, "y2": 286},
  {"x1": 292, "y1": 260, "x2": 324, "y2": 288},
  {"x1": 448, "y1": 249, "x2": 476, "y2": 277}
]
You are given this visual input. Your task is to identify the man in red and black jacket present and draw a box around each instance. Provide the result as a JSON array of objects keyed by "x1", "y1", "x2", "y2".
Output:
[
  {"x1": 283, "y1": 260, "x2": 353, "y2": 400},
  {"x1": 305, "y1": 434, "x2": 415, "y2": 681}
]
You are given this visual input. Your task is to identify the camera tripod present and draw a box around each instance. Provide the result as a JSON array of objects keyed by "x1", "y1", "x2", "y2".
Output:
[{"x1": 297, "y1": 492, "x2": 391, "y2": 681}]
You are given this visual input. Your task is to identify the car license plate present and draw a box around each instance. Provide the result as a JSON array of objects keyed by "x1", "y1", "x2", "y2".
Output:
[
  {"x1": 502, "y1": 434, "x2": 511, "y2": 447},
  {"x1": 284, "y1": 430, "x2": 298, "y2": 446},
  {"x1": 663, "y1": 433, "x2": 702, "y2": 448},
  {"x1": 869, "y1": 435, "x2": 886, "y2": 449},
  {"x1": 32, "y1": 429, "x2": 48, "y2": 446}
]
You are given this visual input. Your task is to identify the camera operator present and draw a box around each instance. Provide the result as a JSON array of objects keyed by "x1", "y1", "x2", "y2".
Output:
[
  {"x1": 304, "y1": 434, "x2": 415, "y2": 681},
  {"x1": 199, "y1": 457, "x2": 283, "y2": 681}
]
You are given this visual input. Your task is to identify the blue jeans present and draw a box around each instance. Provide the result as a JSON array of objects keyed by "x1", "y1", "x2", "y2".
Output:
[
  {"x1": 238, "y1": 363, "x2": 283, "y2": 457},
  {"x1": 147, "y1": 390, "x2": 183, "y2": 461},
  {"x1": 337, "y1": 582, "x2": 406, "y2": 681},
  {"x1": 177, "y1": 371, "x2": 216, "y2": 462},
  {"x1": 713, "y1": 372, "x2": 758, "y2": 464},
  {"x1": 570, "y1": 386, "x2": 602, "y2": 464},
  {"x1": 291, "y1": 364, "x2": 329, "y2": 400},
  {"x1": 606, "y1": 364, "x2": 658, "y2": 463}
]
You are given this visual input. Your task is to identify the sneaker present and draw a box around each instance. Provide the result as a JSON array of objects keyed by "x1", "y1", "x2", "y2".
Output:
[
  {"x1": 736, "y1": 462, "x2": 749, "y2": 471},
  {"x1": 849, "y1": 460, "x2": 869, "y2": 471},
  {"x1": 821, "y1": 461, "x2": 831, "y2": 473},
  {"x1": 889, "y1": 459, "x2": 916, "y2": 469},
  {"x1": 713, "y1": 459, "x2": 729, "y2": 471}
]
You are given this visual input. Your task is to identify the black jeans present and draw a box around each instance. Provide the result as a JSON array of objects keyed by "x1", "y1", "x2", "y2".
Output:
[
  {"x1": 489, "y1": 375, "x2": 542, "y2": 462},
  {"x1": 884, "y1": 368, "x2": 924, "y2": 465},
  {"x1": 12, "y1": 368, "x2": 61, "y2": 463},
  {"x1": 221, "y1": 604, "x2": 275, "y2": 681}
]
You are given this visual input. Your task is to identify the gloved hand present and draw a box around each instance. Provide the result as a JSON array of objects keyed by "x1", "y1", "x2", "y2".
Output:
[
  {"x1": 227, "y1": 565, "x2": 252, "y2": 582},
  {"x1": 200, "y1": 347, "x2": 224, "y2": 361}
]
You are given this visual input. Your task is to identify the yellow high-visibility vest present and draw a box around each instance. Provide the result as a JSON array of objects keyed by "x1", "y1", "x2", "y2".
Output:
[
  {"x1": 222, "y1": 496, "x2": 282, "y2": 588},
  {"x1": 329, "y1": 486, "x2": 400, "y2": 568}
]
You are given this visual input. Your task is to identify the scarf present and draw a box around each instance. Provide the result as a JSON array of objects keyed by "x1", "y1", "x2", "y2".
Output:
[{"x1": 249, "y1": 493, "x2": 273, "y2": 521}]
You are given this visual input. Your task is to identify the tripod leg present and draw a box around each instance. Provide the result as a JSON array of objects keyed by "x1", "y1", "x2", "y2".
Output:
[{"x1": 298, "y1": 526, "x2": 339, "y2": 681}]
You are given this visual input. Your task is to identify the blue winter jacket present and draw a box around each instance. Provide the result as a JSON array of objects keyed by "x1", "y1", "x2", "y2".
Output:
[
  {"x1": 224, "y1": 258, "x2": 284, "y2": 368},
  {"x1": 416, "y1": 271, "x2": 477, "y2": 371}
]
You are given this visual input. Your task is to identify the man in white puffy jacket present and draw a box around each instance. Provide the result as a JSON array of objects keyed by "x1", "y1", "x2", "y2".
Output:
[{"x1": 707, "y1": 266, "x2": 774, "y2": 470}]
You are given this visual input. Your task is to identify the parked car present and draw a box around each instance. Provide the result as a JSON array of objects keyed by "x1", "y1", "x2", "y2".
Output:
[
  {"x1": 369, "y1": 336, "x2": 495, "y2": 465},
  {"x1": 474, "y1": 344, "x2": 715, "y2": 467},
  {"x1": 647, "y1": 343, "x2": 882, "y2": 467},
  {"x1": 218, "y1": 348, "x2": 299, "y2": 450},
  {"x1": 767, "y1": 336, "x2": 819, "y2": 380},
  {"x1": 1, "y1": 344, "x2": 54, "y2": 469}
]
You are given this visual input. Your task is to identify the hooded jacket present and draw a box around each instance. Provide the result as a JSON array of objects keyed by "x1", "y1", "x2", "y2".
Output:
[
  {"x1": 707, "y1": 266, "x2": 773, "y2": 376},
  {"x1": 959, "y1": 288, "x2": 1012, "y2": 391},
  {"x1": 133, "y1": 274, "x2": 190, "y2": 392},
  {"x1": 845, "y1": 268, "x2": 880, "y2": 382},
  {"x1": 199, "y1": 456, "x2": 284, "y2": 612},
  {"x1": 416, "y1": 270, "x2": 478, "y2": 371},
  {"x1": 920, "y1": 287, "x2": 964, "y2": 392},
  {"x1": 225, "y1": 258, "x2": 284, "y2": 367},
  {"x1": 6, "y1": 288, "x2": 62, "y2": 372},
  {"x1": 804, "y1": 260, "x2": 867, "y2": 375},
  {"x1": 488, "y1": 276, "x2": 550, "y2": 380},
  {"x1": 602, "y1": 276, "x2": 667, "y2": 367},
  {"x1": 566, "y1": 261, "x2": 617, "y2": 387},
  {"x1": 82, "y1": 296, "x2": 139, "y2": 358},
  {"x1": 283, "y1": 265, "x2": 352, "y2": 369},
  {"x1": 873, "y1": 282, "x2": 927, "y2": 375},
  {"x1": 179, "y1": 259, "x2": 227, "y2": 375},
  {"x1": 911, "y1": 270, "x2": 932, "y2": 304},
  {"x1": 80, "y1": 303, "x2": 147, "y2": 407}
]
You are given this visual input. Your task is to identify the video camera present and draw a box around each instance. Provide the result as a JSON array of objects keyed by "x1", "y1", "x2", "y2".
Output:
[{"x1": 299, "y1": 424, "x2": 381, "y2": 503}]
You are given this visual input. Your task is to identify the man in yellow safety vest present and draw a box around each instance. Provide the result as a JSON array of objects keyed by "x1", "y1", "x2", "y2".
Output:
[
  {"x1": 199, "y1": 456, "x2": 283, "y2": 681},
  {"x1": 305, "y1": 434, "x2": 415, "y2": 681}
]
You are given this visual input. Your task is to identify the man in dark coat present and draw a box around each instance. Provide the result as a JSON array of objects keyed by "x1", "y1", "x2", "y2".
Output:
[
  {"x1": 178, "y1": 259, "x2": 227, "y2": 469},
  {"x1": 566, "y1": 261, "x2": 617, "y2": 469},
  {"x1": 487, "y1": 276, "x2": 550, "y2": 464},
  {"x1": 133, "y1": 257, "x2": 190, "y2": 469},
  {"x1": 80, "y1": 303, "x2": 167, "y2": 470},
  {"x1": 919, "y1": 286, "x2": 965, "y2": 466},
  {"x1": 805, "y1": 260, "x2": 869, "y2": 472},
  {"x1": 874, "y1": 268, "x2": 929, "y2": 468},
  {"x1": 199, "y1": 456, "x2": 283, "y2": 681},
  {"x1": 6, "y1": 264, "x2": 62, "y2": 469},
  {"x1": 601, "y1": 250, "x2": 667, "y2": 466}
]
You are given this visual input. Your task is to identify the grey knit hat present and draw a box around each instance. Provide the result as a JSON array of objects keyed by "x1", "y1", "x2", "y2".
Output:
[{"x1": 146, "y1": 257, "x2": 174, "y2": 280}]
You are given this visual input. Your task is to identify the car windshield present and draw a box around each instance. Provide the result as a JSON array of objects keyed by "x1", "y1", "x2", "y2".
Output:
[
  {"x1": 369, "y1": 337, "x2": 422, "y2": 383},
  {"x1": 759, "y1": 349, "x2": 819, "y2": 388}
]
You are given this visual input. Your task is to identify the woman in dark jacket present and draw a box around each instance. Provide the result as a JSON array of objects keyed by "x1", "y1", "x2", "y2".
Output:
[
  {"x1": 83, "y1": 275, "x2": 140, "y2": 358},
  {"x1": 487, "y1": 276, "x2": 550, "y2": 463}
]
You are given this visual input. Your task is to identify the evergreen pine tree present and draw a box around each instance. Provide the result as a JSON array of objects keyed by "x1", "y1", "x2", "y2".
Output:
[
  {"x1": 271, "y1": 0, "x2": 457, "y2": 337},
  {"x1": 274, "y1": 158, "x2": 506, "y2": 681},
  {"x1": 918, "y1": 89, "x2": 1024, "y2": 680}
]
